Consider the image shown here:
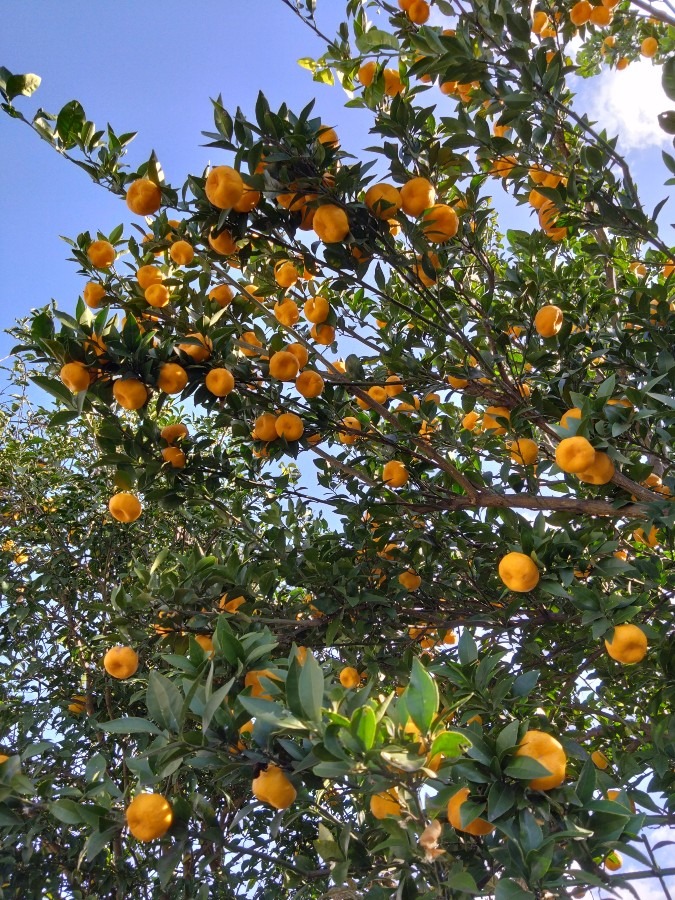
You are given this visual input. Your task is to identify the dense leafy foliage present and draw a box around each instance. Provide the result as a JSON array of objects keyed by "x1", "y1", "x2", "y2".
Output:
[{"x1": 3, "y1": 1, "x2": 675, "y2": 897}]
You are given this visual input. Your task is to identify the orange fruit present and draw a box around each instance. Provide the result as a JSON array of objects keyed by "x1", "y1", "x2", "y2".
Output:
[
  {"x1": 310, "y1": 323, "x2": 336, "y2": 345},
  {"x1": 398, "y1": 569, "x2": 421, "y2": 590},
  {"x1": 483, "y1": 405, "x2": 511, "y2": 434},
  {"x1": 60, "y1": 362, "x2": 90, "y2": 393},
  {"x1": 269, "y1": 351, "x2": 300, "y2": 382},
  {"x1": 382, "y1": 460, "x2": 409, "y2": 487},
  {"x1": 560, "y1": 408, "x2": 582, "y2": 429},
  {"x1": 68, "y1": 696, "x2": 87, "y2": 715},
  {"x1": 641, "y1": 36, "x2": 658, "y2": 58},
  {"x1": 383, "y1": 68, "x2": 404, "y2": 96},
  {"x1": 406, "y1": 0, "x2": 430, "y2": 24},
  {"x1": 317, "y1": 125, "x2": 339, "y2": 148},
  {"x1": 252, "y1": 765, "x2": 297, "y2": 809},
  {"x1": 589, "y1": 5, "x2": 611, "y2": 25},
  {"x1": 178, "y1": 333, "x2": 212, "y2": 363},
  {"x1": 577, "y1": 451, "x2": 615, "y2": 485},
  {"x1": 169, "y1": 240, "x2": 194, "y2": 266},
  {"x1": 245, "y1": 668, "x2": 280, "y2": 698},
  {"x1": 103, "y1": 645, "x2": 139, "y2": 679},
  {"x1": 113, "y1": 378, "x2": 148, "y2": 411},
  {"x1": 591, "y1": 750, "x2": 609, "y2": 770},
  {"x1": 304, "y1": 296, "x2": 330, "y2": 324},
  {"x1": 219, "y1": 594, "x2": 246, "y2": 613},
  {"x1": 461, "y1": 411, "x2": 480, "y2": 431},
  {"x1": 108, "y1": 493, "x2": 142, "y2": 523},
  {"x1": 570, "y1": 0, "x2": 592, "y2": 26},
  {"x1": 491, "y1": 156, "x2": 517, "y2": 179},
  {"x1": 365, "y1": 183, "x2": 402, "y2": 220},
  {"x1": 83, "y1": 282, "x2": 106, "y2": 309},
  {"x1": 421, "y1": 204, "x2": 459, "y2": 242},
  {"x1": 448, "y1": 375, "x2": 469, "y2": 390},
  {"x1": 507, "y1": 438, "x2": 538, "y2": 466},
  {"x1": 604, "y1": 851, "x2": 623, "y2": 871},
  {"x1": 126, "y1": 178, "x2": 162, "y2": 216},
  {"x1": 385, "y1": 375, "x2": 404, "y2": 397},
  {"x1": 252, "y1": 413, "x2": 278, "y2": 442},
  {"x1": 313, "y1": 204, "x2": 350, "y2": 243},
  {"x1": 498, "y1": 552, "x2": 540, "y2": 592},
  {"x1": 515, "y1": 730, "x2": 567, "y2": 790},
  {"x1": 370, "y1": 789, "x2": 401, "y2": 819},
  {"x1": 232, "y1": 186, "x2": 261, "y2": 213},
  {"x1": 161, "y1": 423, "x2": 188, "y2": 443},
  {"x1": 358, "y1": 60, "x2": 377, "y2": 86},
  {"x1": 240, "y1": 331, "x2": 263, "y2": 357},
  {"x1": 157, "y1": 363, "x2": 188, "y2": 394},
  {"x1": 205, "y1": 165, "x2": 244, "y2": 209},
  {"x1": 604, "y1": 624, "x2": 648, "y2": 664},
  {"x1": 87, "y1": 240, "x2": 116, "y2": 269},
  {"x1": 339, "y1": 416, "x2": 361, "y2": 444},
  {"x1": 125, "y1": 793, "x2": 173, "y2": 842},
  {"x1": 275, "y1": 412, "x2": 304, "y2": 441},
  {"x1": 286, "y1": 343, "x2": 309, "y2": 369},
  {"x1": 145, "y1": 284, "x2": 171, "y2": 308},
  {"x1": 161, "y1": 446, "x2": 186, "y2": 468},
  {"x1": 209, "y1": 284, "x2": 234, "y2": 307},
  {"x1": 137, "y1": 266, "x2": 163, "y2": 290},
  {"x1": 555, "y1": 436, "x2": 596, "y2": 474},
  {"x1": 296, "y1": 370, "x2": 324, "y2": 398},
  {"x1": 448, "y1": 787, "x2": 494, "y2": 835},
  {"x1": 274, "y1": 260, "x2": 299, "y2": 288},
  {"x1": 400, "y1": 177, "x2": 436, "y2": 217},
  {"x1": 208, "y1": 228, "x2": 238, "y2": 256},
  {"x1": 339, "y1": 666, "x2": 360, "y2": 689},
  {"x1": 205, "y1": 367, "x2": 235, "y2": 397},
  {"x1": 274, "y1": 298, "x2": 300, "y2": 327},
  {"x1": 532, "y1": 10, "x2": 549, "y2": 33},
  {"x1": 534, "y1": 305, "x2": 564, "y2": 338}
]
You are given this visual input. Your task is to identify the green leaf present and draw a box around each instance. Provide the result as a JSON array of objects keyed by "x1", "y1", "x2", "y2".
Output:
[
  {"x1": 458, "y1": 629, "x2": 478, "y2": 665},
  {"x1": 56, "y1": 100, "x2": 86, "y2": 148},
  {"x1": 202, "y1": 678, "x2": 234, "y2": 732},
  {"x1": 351, "y1": 706, "x2": 376, "y2": 750},
  {"x1": 30, "y1": 375, "x2": 75, "y2": 406},
  {"x1": 511, "y1": 670, "x2": 539, "y2": 698},
  {"x1": 146, "y1": 671, "x2": 183, "y2": 733},
  {"x1": 406, "y1": 657, "x2": 438, "y2": 733},
  {"x1": 495, "y1": 878, "x2": 536, "y2": 900},
  {"x1": 429, "y1": 730, "x2": 471, "y2": 758},
  {"x1": 503, "y1": 757, "x2": 551, "y2": 781},
  {"x1": 49, "y1": 799, "x2": 86, "y2": 825},
  {"x1": 213, "y1": 614, "x2": 245, "y2": 665},
  {"x1": 663, "y1": 56, "x2": 675, "y2": 102},
  {"x1": 355, "y1": 28, "x2": 399, "y2": 53},
  {"x1": 84, "y1": 826, "x2": 118, "y2": 862},
  {"x1": 100, "y1": 717, "x2": 164, "y2": 735},
  {"x1": 4, "y1": 71, "x2": 41, "y2": 101},
  {"x1": 298, "y1": 651, "x2": 324, "y2": 724}
]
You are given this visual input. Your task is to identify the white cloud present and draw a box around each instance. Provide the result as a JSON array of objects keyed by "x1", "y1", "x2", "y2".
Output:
[{"x1": 579, "y1": 59, "x2": 669, "y2": 152}]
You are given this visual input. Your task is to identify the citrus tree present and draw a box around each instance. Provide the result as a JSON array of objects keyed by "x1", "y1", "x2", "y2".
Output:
[{"x1": 2, "y1": 0, "x2": 675, "y2": 897}]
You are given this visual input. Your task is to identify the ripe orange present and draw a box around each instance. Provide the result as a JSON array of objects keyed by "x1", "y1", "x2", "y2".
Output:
[
  {"x1": 269, "y1": 351, "x2": 300, "y2": 382},
  {"x1": 157, "y1": 363, "x2": 188, "y2": 394},
  {"x1": 421, "y1": 204, "x2": 459, "y2": 242},
  {"x1": 137, "y1": 266, "x2": 163, "y2": 290},
  {"x1": 169, "y1": 240, "x2": 194, "y2": 266},
  {"x1": 339, "y1": 417, "x2": 361, "y2": 444},
  {"x1": 125, "y1": 793, "x2": 173, "y2": 841},
  {"x1": 208, "y1": 228, "x2": 238, "y2": 257},
  {"x1": 296, "y1": 370, "x2": 324, "y2": 398},
  {"x1": 162, "y1": 447, "x2": 186, "y2": 468},
  {"x1": 534, "y1": 305, "x2": 564, "y2": 338},
  {"x1": 577, "y1": 451, "x2": 615, "y2": 485},
  {"x1": 448, "y1": 787, "x2": 494, "y2": 835},
  {"x1": 507, "y1": 438, "x2": 538, "y2": 466},
  {"x1": 317, "y1": 125, "x2": 339, "y2": 148},
  {"x1": 407, "y1": 0, "x2": 430, "y2": 24},
  {"x1": 252, "y1": 413, "x2": 278, "y2": 442},
  {"x1": 286, "y1": 343, "x2": 309, "y2": 369},
  {"x1": 275, "y1": 412, "x2": 304, "y2": 441},
  {"x1": 274, "y1": 260, "x2": 299, "y2": 288},
  {"x1": 83, "y1": 282, "x2": 106, "y2": 309},
  {"x1": 109, "y1": 493, "x2": 142, "y2": 523},
  {"x1": 209, "y1": 284, "x2": 234, "y2": 307},
  {"x1": 87, "y1": 240, "x2": 116, "y2": 269},
  {"x1": 252, "y1": 765, "x2": 297, "y2": 809},
  {"x1": 482, "y1": 405, "x2": 511, "y2": 434},
  {"x1": 145, "y1": 284, "x2": 171, "y2": 308},
  {"x1": 560, "y1": 408, "x2": 582, "y2": 429},
  {"x1": 641, "y1": 36, "x2": 658, "y2": 58},
  {"x1": 400, "y1": 177, "x2": 436, "y2": 218},
  {"x1": 219, "y1": 594, "x2": 246, "y2": 613},
  {"x1": 370, "y1": 789, "x2": 401, "y2": 819},
  {"x1": 570, "y1": 0, "x2": 592, "y2": 26},
  {"x1": 591, "y1": 750, "x2": 609, "y2": 770},
  {"x1": 178, "y1": 333, "x2": 212, "y2": 363},
  {"x1": 310, "y1": 323, "x2": 336, "y2": 345},
  {"x1": 313, "y1": 204, "x2": 350, "y2": 243},
  {"x1": 604, "y1": 850, "x2": 623, "y2": 871},
  {"x1": 233, "y1": 186, "x2": 261, "y2": 213},
  {"x1": 383, "y1": 68, "x2": 404, "y2": 96},
  {"x1": 383, "y1": 460, "x2": 409, "y2": 487},
  {"x1": 532, "y1": 10, "x2": 549, "y2": 33},
  {"x1": 365, "y1": 183, "x2": 402, "y2": 220},
  {"x1": 304, "y1": 296, "x2": 330, "y2": 324},
  {"x1": 205, "y1": 165, "x2": 244, "y2": 209},
  {"x1": 205, "y1": 367, "x2": 235, "y2": 397},
  {"x1": 113, "y1": 378, "x2": 148, "y2": 411},
  {"x1": 358, "y1": 60, "x2": 377, "y2": 87},
  {"x1": 555, "y1": 436, "x2": 596, "y2": 474},
  {"x1": 274, "y1": 298, "x2": 300, "y2": 326},
  {"x1": 604, "y1": 624, "x2": 648, "y2": 664},
  {"x1": 498, "y1": 552, "x2": 540, "y2": 592},
  {"x1": 161, "y1": 423, "x2": 188, "y2": 443},
  {"x1": 385, "y1": 375, "x2": 404, "y2": 397},
  {"x1": 60, "y1": 362, "x2": 90, "y2": 393},
  {"x1": 398, "y1": 569, "x2": 421, "y2": 590},
  {"x1": 103, "y1": 645, "x2": 139, "y2": 679},
  {"x1": 126, "y1": 178, "x2": 162, "y2": 216},
  {"x1": 515, "y1": 730, "x2": 567, "y2": 790},
  {"x1": 462, "y1": 410, "x2": 480, "y2": 431},
  {"x1": 589, "y1": 4, "x2": 611, "y2": 25},
  {"x1": 68, "y1": 695, "x2": 87, "y2": 715},
  {"x1": 339, "y1": 666, "x2": 360, "y2": 689},
  {"x1": 240, "y1": 331, "x2": 263, "y2": 357}
]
